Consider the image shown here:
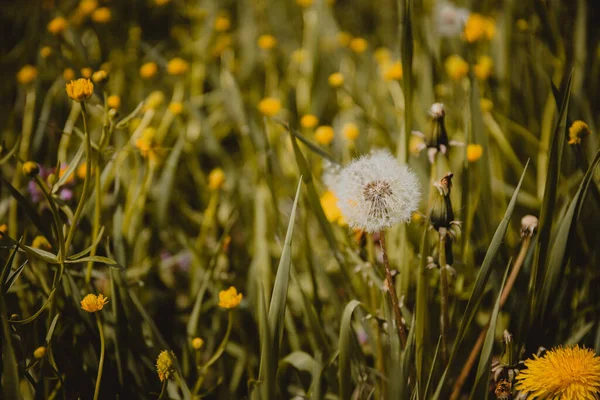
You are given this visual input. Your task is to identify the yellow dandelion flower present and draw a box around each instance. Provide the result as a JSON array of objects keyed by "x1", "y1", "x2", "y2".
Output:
[
  {"x1": 337, "y1": 31, "x2": 352, "y2": 47},
  {"x1": 78, "y1": 0, "x2": 98, "y2": 15},
  {"x1": 342, "y1": 123, "x2": 359, "y2": 141},
  {"x1": 80, "y1": 67, "x2": 93, "y2": 78},
  {"x1": 258, "y1": 34, "x2": 277, "y2": 50},
  {"x1": 92, "y1": 70, "x2": 108, "y2": 84},
  {"x1": 349, "y1": 37, "x2": 368, "y2": 53},
  {"x1": 315, "y1": 125, "x2": 335, "y2": 145},
  {"x1": 167, "y1": 58, "x2": 189, "y2": 75},
  {"x1": 140, "y1": 62, "x2": 158, "y2": 79},
  {"x1": 474, "y1": 55, "x2": 493, "y2": 80},
  {"x1": 516, "y1": 345, "x2": 600, "y2": 400},
  {"x1": 296, "y1": 0, "x2": 313, "y2": 7},
  {"x1": 17, "y1": 65, "x2": 38, "y2": 85},
  {"x1": 445, "y1": 55, "x2": 469, "y2": 81},
  {"x1": 168, "y1": 102, "x2": 184, "y2": 115},
  {"x1": 63, "y1": 68, "x2": 75, "y2": 81},
  {"x1": 191, "y1": 337, "x2": 204, "y2": 350},
  {"x1": 568, "y1": 120, "x2": 591, "y2": 145},
  {"x1": 328, "y1": 72, "x2": 344, "y2": 88},
  {"x1": 258, "y1": 97, "x2": 281, "y2": 117},
  {"x1": 66, "y1": 78, "x2": 94, "y2": 102},
  {"x1": 464, "y1": 13, "x2": 495, "y2": 42},
  {"x1": 214, "y1": 15, "x2": 230, "y2": 32},
  {"x1": 107, "y1": 95, "x2": 120, "y2": 109},
  {"x1": 300, "y1": 114, "x2": 319, "y2": 129},
  {"x1": 466, "y1": 144, "x2": 483, "y2": 162},
  {"x1": 208, "y1": 168, "x2": 225, "y2": 190},
  {"x1": 383, "y1": 61, "x2": 403, "y2": 81},
  {"x1": 40, "y1": 46, "x2": 52, "y2": 59},
  {"x1": 80, "y1": 293, "x2": 109, "y2": 313},
  {"x1": 135, "y1": 127, "x2": 159, "y2": 160},
  {"x1": 91, "y1": 7, "x2": 111, "y2": 23},
  {"x1": 480, "y1": 98, "x2": 494, "y2": 113},
  {"x1": 22, "y1": 161, "x2": 40, "y2": 177},
  {"x1": 32, "y1": 236, "x2": 51, "y2": 250},
  {"x1": 47, "y1": 17, "x2": 68, "y2": 35},
  {"x1": 144, "y1": 91, "x2": 165, "y2": 110},
  {"x1": 34, "y1": 346, "x2": 47, "y2": 359},
  {"x1": 320, "y1": 191, "x2": 343, "y2": 224},
  {"x1": 374, "y1": 47, "x2": 391, "y2": 66},
  {"x1": 218, "y1": 286, "x2": 242, "y2": 309},
  {"x1": 156, "y1": 350, "x2": 176, "y2": 382}
]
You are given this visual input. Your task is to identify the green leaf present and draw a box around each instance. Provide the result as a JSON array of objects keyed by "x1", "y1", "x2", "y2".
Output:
[
  {"x1": 10, "y1": 288, "x2": 56, "y2": 325},
  {"x1": 0, "y1": 133, "x2": 21, "y2": 165},
  {"x1": 45, "y1": 313, "x2": 60, "y2": 344},
  {"x1": 64, "y1": 255, "x2": 116, "y2": 265},
  {"x1": 0, "y1": 289, "x2": 22, "y2": 399},
  {"x1": 279, "y1": 351, "x2": 318, "y2": 375},
  {"x1": 155, "y1": 135, "x2": 185, "y2": 225},
  {"x1": 255, "y1": 283, "x2": 271, "y2": 400},
  {"x1": 414, "y1": 227, "x2": 429, "y2": 395},
  {"x1": 338, "y1": 300, "x2": 363, "y2": 400},
  {"x1": 1, "y1": 240, "x2": 21, "y2": 291},
  {"x1": 3, "y1": 260, "x2": 28, "y2": 294},
  {"x1": 66, "y1": 226, "x2": 106, "y2": 260},
  {"x1": 424, "y1": 336, "x2": 442, "y2": 400},
  {"x1": 52, "y1": 142, "x2": 84, "y2": 193},
  {"x1": 275, "y1": 120, "x2": 338, "y2": 165}
]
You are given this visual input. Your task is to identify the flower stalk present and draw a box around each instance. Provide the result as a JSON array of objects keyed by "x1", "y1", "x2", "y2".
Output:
[
  {"x1": 379, "y1": 231, "x2": 407, "y2": 348},
  {"x1": 439, "y1": 228, "x2": 450, "y2": 365},
  {"x1": 93, "y1": 312, "x2": 105, "y2": 400}
]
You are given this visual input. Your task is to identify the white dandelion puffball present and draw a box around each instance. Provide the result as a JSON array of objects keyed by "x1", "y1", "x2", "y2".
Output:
[
  {"x1": 333, "y1": 150, "x2": 421, "y2": 233},
  {"x1": 435, "y1": 2, "x2": 470, "y2": 37}
]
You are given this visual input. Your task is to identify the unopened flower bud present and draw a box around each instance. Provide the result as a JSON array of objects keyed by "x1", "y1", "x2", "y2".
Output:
[
  {"x1": 429, "y1": 172, "x2": 454, "y2": 231},
  {"x1": 22, "y1": 161, "x2": 40, "y2": 177},
  {"x1": 34, "y1": 346, "x2": 47, "y2": 359},
  {"x1": 425, "y1": 103, "x2": 449, "y2": 152}
]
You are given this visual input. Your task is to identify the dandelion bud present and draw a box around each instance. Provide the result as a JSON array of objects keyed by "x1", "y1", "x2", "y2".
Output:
[
  {"x1": 17, "y1": 65, "x2": 38, "y2": 85},
  {"x1": 426, "y1": 103, "x2": 449, "y2": 151},
  {"x1": 22, "y1": 161, "x2": 40, "y2": 177},
  {"x1": 107, "y1": 95, "x2": 120, "y2": 109},
  {"x1": 429, "y1": 172, "x2": 454, "y2": 231},
  {"x1": 34, "y1": 346, "x2": 47, "y2": 359},
  {"x1": 520, "y1": 215, "x2": 538, "y2": 238},
  {"x1": 0, "y1": 224, "x2": 7, "y2": 236},
  {"x1": 191, "y1": 337, "x2": 204, "y2": 350}
]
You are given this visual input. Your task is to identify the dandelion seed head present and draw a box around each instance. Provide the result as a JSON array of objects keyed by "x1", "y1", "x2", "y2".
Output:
[{"x1": 332, "y1": 150, "x2": 421, "y2": 233}]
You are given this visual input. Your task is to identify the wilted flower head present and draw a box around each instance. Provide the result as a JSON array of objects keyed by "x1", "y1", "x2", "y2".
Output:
[
  {"x1": 413, "y1": 103, "x2": 461, "y2": 163},
  {"x1": 495, "y1": 380, "x2": 512, "y2": 400},
  {"x1": 568, "y1": 120, "x2": 591, "y2": 145},
  {"x1": 332, "y1": 150, "x2": 421, "y2": 233},
  {"x1": 156, "y1": 350, "x2": 176, "y2": 382},
  {"x1": 435, "y1": 2, "x2": 470, "y2": 37},
  {"x1": 429, "y1": 172, "x2": 455, "y2": 231}
]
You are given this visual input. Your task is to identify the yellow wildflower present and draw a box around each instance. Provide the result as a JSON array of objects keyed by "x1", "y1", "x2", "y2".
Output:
[
  {"x1": 17, "y1": 65, "x2": 38, "y2": 85},
  {"x1": 80, "y1": 67, "x2": 93, "y2": 78},
  {"x1": 32, "y1": 236, "x2": 51, "y2": 250},
  {"x1": 349, "y1": 37, "x2": 368, "y2": 53},
  {"x1": 568, "y1": 120, "x2": 591, "y2": 145},
  {"x1": 76, "y1": 162, "x2": 93, "y2": 179},
  {"x1": 78, "y1": 0, "x2": 98, "y2": 15},
  {"x1": 168, "y1": 102, "x2": 184, "y2": 115},
  {"x1": 59, "y1": 164, "x2": 75, "y2": 184},
  {"x1": 107, "y1": 95, "x2": 120, "y2": 109},
  {"x1": 315, "y1": 125, "x2": 335, "y2": 145},
  {"x1": 63, "y1": 68, "x2": 75, "y2": 81},
  {"x1": 92, "y1": 70, "x2": 108, "y2": 84},
  {"x1": 258, "y1": 34, "x2": 277, "y2": 50},
  {"x1": 22, "y1": 161, "x2": 40, "y2": 177},
  {"x1": 300, "y1": 114, "x2": 319, "y2": 129},
  {"x1": 191, "y1": 337, "x2": 204, "y2": 350},
  {"x1": 374, "y1": 47, "x2": 391, "y2": 66},
  {"x1": 135, "y1": 127, "x2": 159, "y2": 160},
  {"x1": 480, "y1": 98, "x2": 494, "y2": 113},
  {"x1": 140, "y1": 62, "x2": 158, "y2": 79},
  {"x1": 167, "y1": 58, "x2": 189, "y2": 75},
  {"x1": 383, "y1": 61, "x2": 403, "y2": 81},
  {"x1": 80, "y1": 293, "x2": 109, "y2": 313},
  {"x1": 0, "y1": 224, "x2": 7, "y2": 236},
  {"x1": 66, "y1": 78, "x2": 94, "y2": 102},
  {"x1": 47, "y1": 17, "x2": 68, "y2": 35},
  {"x1": 218, "y1": 286, "x2": 242, "y2": 309},
  {"x1": 40, "y1": 46, "x2": 52, "y2": 59},
  {"x1": 464, "y1": 13, "x2": 495, "y2": 42},
  {"x1": 34, "y1": 346, "x2": 47, "y2": 359},
  {"x1": 258, "y1": 97, "x2": 282, "y2": 117},
  {"x1": 474, "y1": 56, "x2": 493, "y2": 80},
  {"x1": 296, "y1": 0, "x2": 313, "y2": 7},
  {"x1": 337, "y1": 31, "x2": 352, "y2": 47},
  {"x1": 342, "y1": 123, "x2": 359, "y2": 141},
  {"x1": 328, "y1": 72, "x2": 344, "y2": 88},
  {"x1": 208, "y1": 168, "x2": 225, "y2": 190},
  {"x1": 516, "y1": 345, "x2": 600, "y2": 400},
  {"x1": 214, "y1": 15, "x2": 230, "y2": 32},
  {"x1": 91, "y1": 7, "x2": 111, "y2": 23},
  {"x1": 320, "y1": 191, "x2": 343, "y2": 224},
  {"x1": 445, "y1": 55, "x2": 469, "y2": 81},
  {"x1": 144, "y1": 91, "x2": 165, "y2": 110},
  {"x1": 156, "y1": 350, "x2": 176, "y2": 382},
  {"x1": 466, "y1": 144, "x2": 483, "y2": 162}
]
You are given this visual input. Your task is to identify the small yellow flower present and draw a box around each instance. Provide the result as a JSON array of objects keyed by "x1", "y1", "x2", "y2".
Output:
[
  {"x1": 214, "y1": 15, "x2": 230, "y2": 32},
  {"x1": 291, "y1": 49, "x2": 305, "y2": 64},
  {"x1": 208, "y1": 168, "x2": 225, "y2": 190},
  {"x1": 191, "y1": 337, "x2": 204, "y2": 350},
  {"x1": 0, "y1": 224, "x2": 7, "y2": 236},
  {"x1": 80, "y1": 67, "x2": 93, "y2": 78},
  {"x1": 466, "y1": 144, "x2": 483, "y2": 162},
  {"x1": 107, "y1": 95, "x2": 120, "y2": 109},
  {"x1": 374, "y1": 47, "x2": 391, "y2": 66},
  {"x1": 91, "y1": 7, "x2": 111, "y2": 23},
  {"x1": 337, "y1": 31, "x2": 352, "y2": 47},
  {"x1": 349, "y1": 37, "x2": 368, "y2": 53},
  {"x1": 32, "y1": 236, "x2": 51, "y2": 250},
  {"x1": 140, "y1": 62, "x2": 158, "y2": 79},
  {"x1": 464, "y1": 13, "x2": 495, "y2": 43},
  {"x1": 480, "y1": 98, "x2": 494, "y2": 113},
  {"x1": 342, "y1": 123, "x2": 359, "y2": 141},
  {"x1": 474, "y1": 56, "x2": 493, "y2": 80},
  {"x1": 258, "y1": 34, "x2": 277, "y2": 50},
  {"x1": 47, "y1": 17, "x2": 68, "y2": 35},
  {"x1": 258, "y1": 97, "x2": 282, "y2": 117},
  {"x1": 218, "y1": 286, "x2": 242, "y2": 309},
  {"x1": 568, "y1": 120, "x2": 591, "y2": 145},
  {"x1": 135, "y1": 127, "x2": 160, "y2": 160},
  {"x1": 516, "y1": 345, "x2": 600, "y2": 400},
  {"x1": 445, "y1": 55, "x2": 469, "y2": 81},
  {"x1": 92, "y1": 70, "x2": 108, "y2": 84},
  {"x1": 167, "y1": 58, "x2": 189, "y2": 75},
  {"x1": 383, "y1": 61, "x2": 403, "y2": 81},
  {"x1": 40, "y1": 46, "x2": 52, "y2": 59},
  {"x1": 168, "y1": 102, "x2": 184, "y2": 115},
  {"x1": 155, "y1": 0, "x2": 171, "y2": 5},
  {"x1": 315, "y1": 125, "x2": 335, "y2": 145},
  {"x1": 144, "y1": 91, "x2": 165, "y2": 110},
  {"x1": 34, "y1": 346, "x2": 47, "y2": 359},
  {"x1": 59, "y1": 164, "x2": 75, "y2": 184},
  {"x1": 300, "y1": 114, "x2": 319, "y2": 129},
  {"x1": 411, "y1": 211, "x2": 423, "y2": 224},
  {"x1": 17, "y1": 65, "x2": 38, "y2": 85},
  {"x1": 66, "y1": 78, "x2": 94, "y2": 102},
  {"x1": 63, "y1": 68, "x2": 75, "y2": 81},
  {"x1": 78, "y1": 0, "x2": 98, "y2": 15},
  {"x1": 296, "y1": 0, "x2": 313, "y2": 7},
  {"x1": 22, "y1": 161, "x2": 40, "y2": 177},
  {"x1": 80, "y1": 293, "x2": 109, "y2": 313},
  {"x1": 320, "y1": 191, "x2": 343, "y2": 224},
  {"x1": 328, "y1": 72, "x2": 344, "y2": 88},
  {"x1": 156, "y1": 350, "x2": 176, "y2": 382},
  {"x1": 76, "y1": 162, "x2": 93, "y2": 179}
]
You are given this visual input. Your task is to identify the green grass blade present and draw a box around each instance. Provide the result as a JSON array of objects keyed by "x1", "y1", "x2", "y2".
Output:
[
  {"x1": 414, "y1": 227, "x2": 429, "y2": 396},
  {"x1": 398, "y1": 0, "x2": 413, "y2": 163},
  {"x1": 0, "y1": 291, "x2": 22, "y2": 400},
  {"x1": 338, "y1": 300, "x2": 363, "y2": 400},
  {"x1": 52, "y1": 142, "x2": 84, "y2": 194},
  {"x1": 424, "y1": 336, "x2": 442, "y2": 399},
  {"x1": 255, "y1": 284, "x2": 271, "y2": 400}
]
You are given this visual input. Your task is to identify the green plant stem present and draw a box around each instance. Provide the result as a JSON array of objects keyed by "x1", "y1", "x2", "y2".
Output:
[
  {"x1": 158, "y1": 380, "x2": 168, "y2": 400},
  {"x1": 33, "y1": 176, "x2": 65, "y2": 261},
  {"x1": 439, "y1": 228, "x2": 450, "y2": 366},
  {"x1": 93, "y1": 312, "x2": 105, "y2": 400},
  {"x1": 379, "y1": 231, "x2": 407, "y2": 348},
  {"x1": 85, "y1": 160, "x2": 101, "y2": 285}
]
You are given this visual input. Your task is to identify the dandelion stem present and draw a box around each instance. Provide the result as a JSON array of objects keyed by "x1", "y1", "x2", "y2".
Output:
[
  {"x1": 439, "y1": 228, "x2": 450, "y2": 366},
  {"x1": 379, "y1": 231, "x2": 407, "y2": 348},
  {"x1": 158, "y1": 380, "x2": 168, "y2": 400},
  {"x1": 93, "y1": 313, "x2": 105, "y2": 400},
  {"x1": 449, "y1": 235, "x2": 532, "y2": 400}
]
